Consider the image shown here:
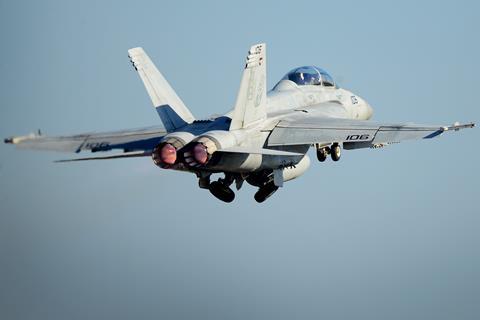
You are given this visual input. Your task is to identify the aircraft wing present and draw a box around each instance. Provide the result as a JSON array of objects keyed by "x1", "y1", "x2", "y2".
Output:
[
  {"x1": 267, "y1": 117, "x2": 475, "y2": 148},
  {"x1": 4, "y1": 126, "x2": 167, "y2": 153}
]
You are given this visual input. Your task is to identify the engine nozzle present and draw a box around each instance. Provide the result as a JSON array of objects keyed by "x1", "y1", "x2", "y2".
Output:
[
  {"x1": 152, "y1": 142, "x2": 178, "y2": 168},
  {"x1": 160, "y1": 143, "x2": 177, "y2": 165},
  {"x1": 183, "y1": 131, "x2": 240, "y2": 168},
  {"x1": 193, "y1": 143, "x2": 209, "y2": 165},
  {"x1": 184, "y1": 137, "x2": 218, "y2": 167},
  {"x1": 151, "y1": 132, "x2": 196, "y2": 169}
]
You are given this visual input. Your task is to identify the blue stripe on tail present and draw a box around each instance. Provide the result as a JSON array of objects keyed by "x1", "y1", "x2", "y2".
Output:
[{"x1": 155, "y1": 104, "x2": 189, "y2": 132}]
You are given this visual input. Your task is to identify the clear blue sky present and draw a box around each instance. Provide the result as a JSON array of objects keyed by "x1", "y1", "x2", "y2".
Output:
[{"x1": 1, "y1": 1, "x2": 478, "y2": 319}]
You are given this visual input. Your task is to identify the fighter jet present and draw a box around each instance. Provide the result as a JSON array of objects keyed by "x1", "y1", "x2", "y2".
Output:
[{"x1": 5, "y1": 43, "x2": 474, "y2": 203}]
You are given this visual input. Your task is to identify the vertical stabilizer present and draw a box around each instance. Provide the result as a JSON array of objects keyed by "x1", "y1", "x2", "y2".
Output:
[
  {"x1": 128, "y1": 47, "x2": 195, "y2": 132},
  {"x1": 230, "y1": 43, "x2": 267, "y2": 130}
]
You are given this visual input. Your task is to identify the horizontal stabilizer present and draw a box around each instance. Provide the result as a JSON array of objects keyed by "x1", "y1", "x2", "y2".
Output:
[
  {"x1": 55, "y1": 151, "x2": 151, "y2": 162},
  {"x1": 4, "y1": 126, "x2": 167, "y2": 153}
]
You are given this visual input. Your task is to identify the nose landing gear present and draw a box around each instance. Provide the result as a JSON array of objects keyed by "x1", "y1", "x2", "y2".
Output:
[{"x1": 198, "y1": 173, "x2": 237, "y2": 203}]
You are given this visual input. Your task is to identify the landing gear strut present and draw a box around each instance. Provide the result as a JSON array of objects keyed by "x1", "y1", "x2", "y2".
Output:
[
  {"x1": 246, "y1": 170, "x2": 279, "y2": 203},
  {"x1": 198, "y1": 173, "x2": 236, "y2": 203},
  {"x1": 198, "y1": 174, "x2": 211, "y2": 189},
  {"x1": 199, "y1": 171, "x2": 281, "y2": 203}
]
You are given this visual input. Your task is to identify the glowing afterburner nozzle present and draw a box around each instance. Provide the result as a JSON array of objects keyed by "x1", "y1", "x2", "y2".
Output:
[
  {"x1": 193, "y1": 143, "x2": 209, "y2": 165},
  {"x1": 183, "y1": 133, "x2": 229, "y2": 167},
  {"x1": 160, "y1": 143, "x2": 177, "y2": 165}
]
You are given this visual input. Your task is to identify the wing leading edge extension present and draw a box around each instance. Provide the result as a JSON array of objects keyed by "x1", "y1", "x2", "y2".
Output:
[{"x1": 267, "y1": 117, "x2": 475, "y2": 148}]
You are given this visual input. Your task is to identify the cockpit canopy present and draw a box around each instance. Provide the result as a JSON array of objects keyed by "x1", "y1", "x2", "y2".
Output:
[{"x1": 279, "y1": 66, "x2": 336, "y2": 87}]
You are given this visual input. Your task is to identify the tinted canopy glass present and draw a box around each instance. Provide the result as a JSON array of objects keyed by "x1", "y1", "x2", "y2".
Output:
[{"x1": 281, "y1": 66, "x2": 335, "y2": 87}]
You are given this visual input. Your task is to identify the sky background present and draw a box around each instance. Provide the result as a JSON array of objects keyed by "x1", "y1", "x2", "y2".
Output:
[{"x1": 0, "y1": 0, "x2": 479, "y2": 319}]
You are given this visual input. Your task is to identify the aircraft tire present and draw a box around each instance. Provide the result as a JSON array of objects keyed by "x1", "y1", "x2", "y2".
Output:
[
  {"x1": 254, "y1": 182, "x2": 279, "y2": 203},
  {"x1": 209, "y1": 181, "x2": 235, "y2": 203},
  {"x1": 331, "y1": 143, "x2": 341, "y2": 161},
  {"x1": 316, "y1": 148, "x2": 328, "y2": 162}
]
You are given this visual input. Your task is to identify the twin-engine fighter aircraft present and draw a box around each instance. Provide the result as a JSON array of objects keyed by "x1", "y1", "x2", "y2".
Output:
[{"x1": 5, "y1": 43, "x2": 474, "y2": 203}]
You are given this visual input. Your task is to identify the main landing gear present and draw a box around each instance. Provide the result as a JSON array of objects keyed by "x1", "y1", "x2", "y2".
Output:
[
  {"x1": 246, "y1": 171, "x2": 279, "y2": 203},
  {"x1": 198, "y1": 173, "x2": 237, "y2": 203},
  {"x1": 209, "y1": 181, "x2": 235, "y2": 203},
  {"x1": 198, "y1": 171, "x2": 279, "y2": 203},
  {"x1": 316, "y1": 143, "x2": 341, "y2": 162},
  {"x1": 254, "y1": 182, "x2": 278, "y2": 203}
]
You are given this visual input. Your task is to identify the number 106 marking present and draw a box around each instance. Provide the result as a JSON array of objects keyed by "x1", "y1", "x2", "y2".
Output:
[{"x1": 346, "y1": 134, "x2": 370, "y2": 141}]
